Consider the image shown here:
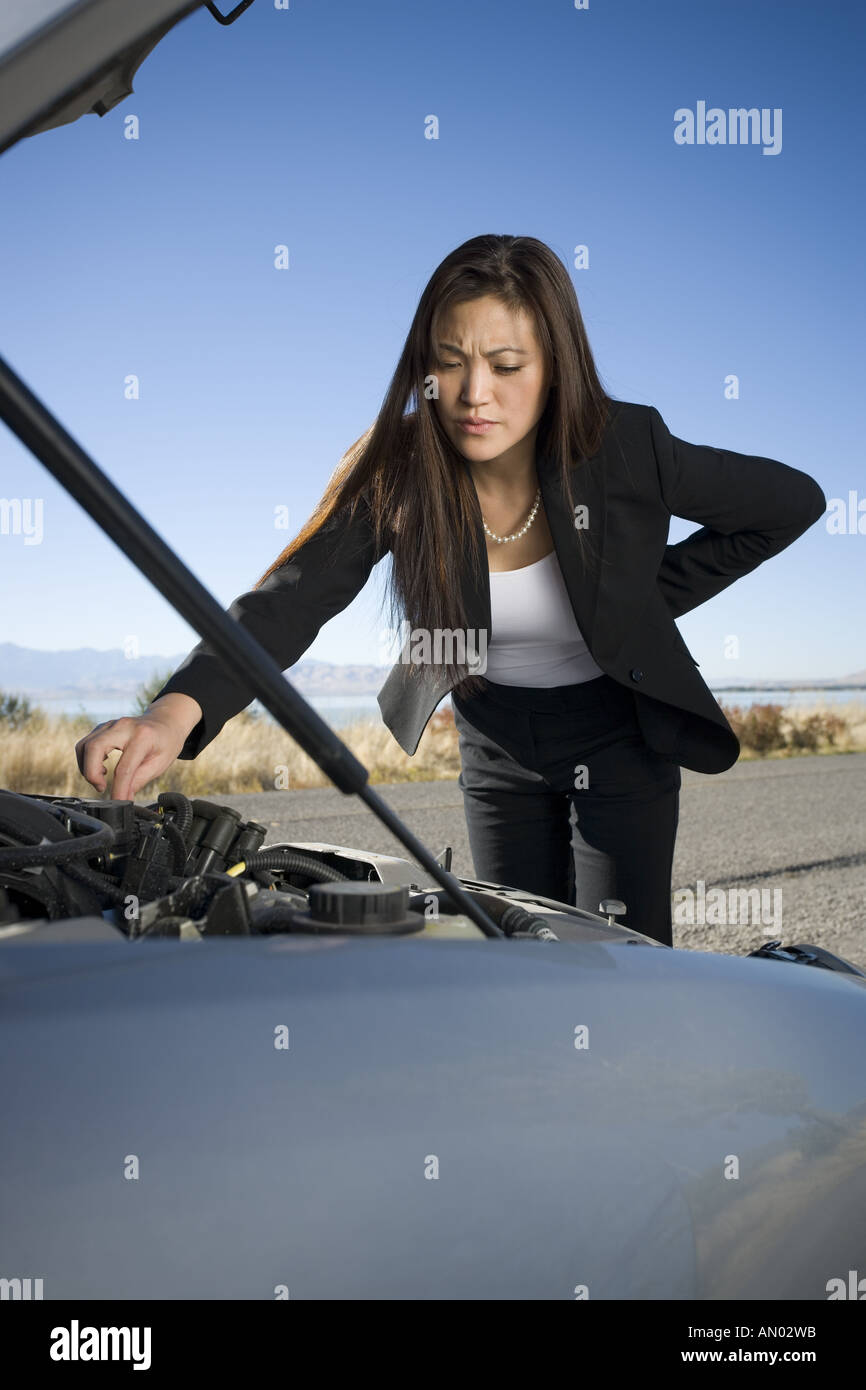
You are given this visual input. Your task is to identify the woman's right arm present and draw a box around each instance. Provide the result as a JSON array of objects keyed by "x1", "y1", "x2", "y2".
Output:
[{"x1": 75, "y1": 493, "x2": 388, "y2": 797}]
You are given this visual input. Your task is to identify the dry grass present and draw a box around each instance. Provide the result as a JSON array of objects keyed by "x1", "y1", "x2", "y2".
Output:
[
  {"x1": 1, "y1": 701, "x2": 864, "y2": 799},
  {"x1": 0, "y1": 707, "x2": 462, "y2": 798}
]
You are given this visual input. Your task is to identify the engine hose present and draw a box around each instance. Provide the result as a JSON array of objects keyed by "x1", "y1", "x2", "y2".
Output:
[
  {"x1": 157, "y1": 816, "x2": 190, "y2": 875},
  {"x1": 63, "y1": 858, "x2": 127, "y2": 904},
  {"x1": 154, "y1": 791, "x2": 195, "y2": 840},
  {"x1": 0, "y1": 807, "x2": 114, "y2": 871},
  {"x1": 227, "y1": 849, "x2": 350, "y2": 883},
  {"x1": 139, "y1": 797, "x2": 192, "y2": 873}
]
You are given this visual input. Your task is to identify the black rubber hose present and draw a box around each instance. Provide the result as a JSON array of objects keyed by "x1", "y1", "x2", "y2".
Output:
[
  {"x1": 154, "y1": 791, "x2": 194, "y2": 840},
  {"x1": 156, "y1": 816, "x2": 190, "y2": 875},
  {"x1": 63, "y1": 858, "x2": 127, "y2": 904},
  {"x1": 140, "y1": 796, "x2": 193, "y2": 873},
  {"x1": 0, "y1": 805, "x2": 114, "y2": 870},
  {"x1": 236, "y1": 849, "x2": 350, "y2": 883}
]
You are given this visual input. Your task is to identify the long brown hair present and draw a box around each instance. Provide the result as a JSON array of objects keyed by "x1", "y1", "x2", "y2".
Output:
[{"x1": 254, "y1": 234, "x2": 614, "y2": 700}]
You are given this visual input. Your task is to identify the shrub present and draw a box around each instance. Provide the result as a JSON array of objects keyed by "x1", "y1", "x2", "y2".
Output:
[
  {"x1": 817, "y1": 711, "x2": 847, "y2": 746},
  {"x1": 723, "y1": 702, "x2": 787, "y2": 754},
  {"x1": 786, "y1": 709, "x2": 849, "y2": 752},
  {"x1": 0, "y1": 690, "x2": 36, "y2": 731},
  {"x1": 787, "y1": 714, "x2": 824, "y2": 751},
  {"x1": 722, "y1": 701, "x2": 851, "y2": 756}
]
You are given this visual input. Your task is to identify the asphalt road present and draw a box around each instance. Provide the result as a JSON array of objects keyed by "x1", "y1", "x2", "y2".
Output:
[{"x1": 218, "y1": 751, "x2": 866, "y2": 970}]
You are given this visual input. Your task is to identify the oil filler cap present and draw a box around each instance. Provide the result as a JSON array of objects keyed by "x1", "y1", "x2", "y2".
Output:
[{"x1": 301, "y1": 882, "x2": 422, "y2": 935}]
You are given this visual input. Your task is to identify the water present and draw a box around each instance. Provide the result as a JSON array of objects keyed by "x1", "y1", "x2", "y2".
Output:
[
  {"x1": 706, "y1": 687, "x2": 866, "y2": 709},
  {"x1": 31, "y1": 686, "x2": 866, "y2": 730},
  {"x1": 30, "y1": 691, "x2": 397, "y2": 729}
]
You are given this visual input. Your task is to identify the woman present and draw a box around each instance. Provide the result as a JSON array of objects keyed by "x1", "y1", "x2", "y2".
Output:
[{"x1": 75, "y1": 234, "x2": 826, "y2": 947}]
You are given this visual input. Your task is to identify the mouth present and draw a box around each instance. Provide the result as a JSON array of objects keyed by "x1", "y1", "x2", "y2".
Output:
[{"x1": 458, "y1": 419, "x2": 497, "y2": 433}]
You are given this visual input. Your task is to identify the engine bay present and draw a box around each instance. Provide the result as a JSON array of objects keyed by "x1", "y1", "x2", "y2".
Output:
[{"x1": 0, "y1": 788, "x2": 656, "y2": 947}]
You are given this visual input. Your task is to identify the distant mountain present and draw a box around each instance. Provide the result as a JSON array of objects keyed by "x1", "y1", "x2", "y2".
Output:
[
  {"x1": 0, "y1": 644, "x2": 390, "y2": 700},
  {"x1": 1, "y1": 643, "x2": 864, "y2": 702}
]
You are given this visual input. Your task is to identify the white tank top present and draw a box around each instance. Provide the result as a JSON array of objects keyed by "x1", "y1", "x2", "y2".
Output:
[{"x1": 484, "y1": 550, "x2": 604, "y2": 686}]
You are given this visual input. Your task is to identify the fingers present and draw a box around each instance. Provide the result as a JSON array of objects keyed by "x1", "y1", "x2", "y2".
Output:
[
  {"x1": 74, "y1": 720, "x2": 119, "y2": 793},
  {"x1": 110, "y1": 729, "x2": 165, "y2": 802},
  {"x1": 75, "y1": 718, "x2": 139, "y2": 797},
  {"x1": 111, "y1": 746, "x2": 166, "y2": 802},
  {"x1": 75, "y1": 717, "x2": 180, "y2": 800}
]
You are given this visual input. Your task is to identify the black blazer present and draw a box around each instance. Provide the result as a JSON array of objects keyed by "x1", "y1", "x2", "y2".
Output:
[{"x1": 154, "y1": 401, "x2": 826, "y2": 775}]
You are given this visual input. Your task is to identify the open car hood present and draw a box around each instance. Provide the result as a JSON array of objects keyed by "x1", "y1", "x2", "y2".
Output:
[{"x1": 0, "y1": 0, "x2": 216, "y2": 157}]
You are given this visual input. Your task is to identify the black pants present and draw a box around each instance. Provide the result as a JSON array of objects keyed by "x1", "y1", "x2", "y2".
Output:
[{"x1": 451, "y1": 673, "x2": 681, "y2": 947}]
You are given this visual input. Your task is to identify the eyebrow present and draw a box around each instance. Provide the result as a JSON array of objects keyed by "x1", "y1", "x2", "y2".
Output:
[{"x1": 436, "y1": 342, "x2": 530, "y2": 356}]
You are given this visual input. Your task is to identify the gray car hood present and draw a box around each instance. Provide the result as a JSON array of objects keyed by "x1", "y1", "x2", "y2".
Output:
[{"x1": 0, "y1": 0, "x2": 209, "y2": 156}]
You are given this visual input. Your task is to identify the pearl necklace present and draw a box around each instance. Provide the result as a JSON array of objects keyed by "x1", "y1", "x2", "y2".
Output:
[{"x1": 481, "y1": 487, "x2": 542, "y2": 544}]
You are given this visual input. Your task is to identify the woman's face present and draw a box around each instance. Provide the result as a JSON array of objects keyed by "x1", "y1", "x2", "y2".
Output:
[{"x1": 429, "y1": 295, "x2": 552, "y2": 465}]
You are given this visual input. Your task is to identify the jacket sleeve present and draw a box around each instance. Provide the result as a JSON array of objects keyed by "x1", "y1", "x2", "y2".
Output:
[
  {"x1": 648, "y1": 405, "x2": 827, "y2": 619},
  {"x1": 150, "y1": 493, "x2": 389, "y2": 759}
]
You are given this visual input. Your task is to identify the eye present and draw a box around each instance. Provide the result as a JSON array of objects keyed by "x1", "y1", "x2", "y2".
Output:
[{"x1": 440, "y1": 363, "x2": 522, "y2": 373}]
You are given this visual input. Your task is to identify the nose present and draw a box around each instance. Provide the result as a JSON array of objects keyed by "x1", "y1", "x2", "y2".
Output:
[{"x1": 458, "y1": 364, "x2": 494, "y2": 406}]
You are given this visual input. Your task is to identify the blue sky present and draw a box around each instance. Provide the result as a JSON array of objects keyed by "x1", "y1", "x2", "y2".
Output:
[{"x1": 0, "y1": 0, "x2": 863, "y2": 685}]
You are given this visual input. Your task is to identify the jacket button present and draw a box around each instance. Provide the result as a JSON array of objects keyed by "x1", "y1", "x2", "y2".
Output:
[{"x1": 629, "y1": 668, "x2": 644, "y2": 682}]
